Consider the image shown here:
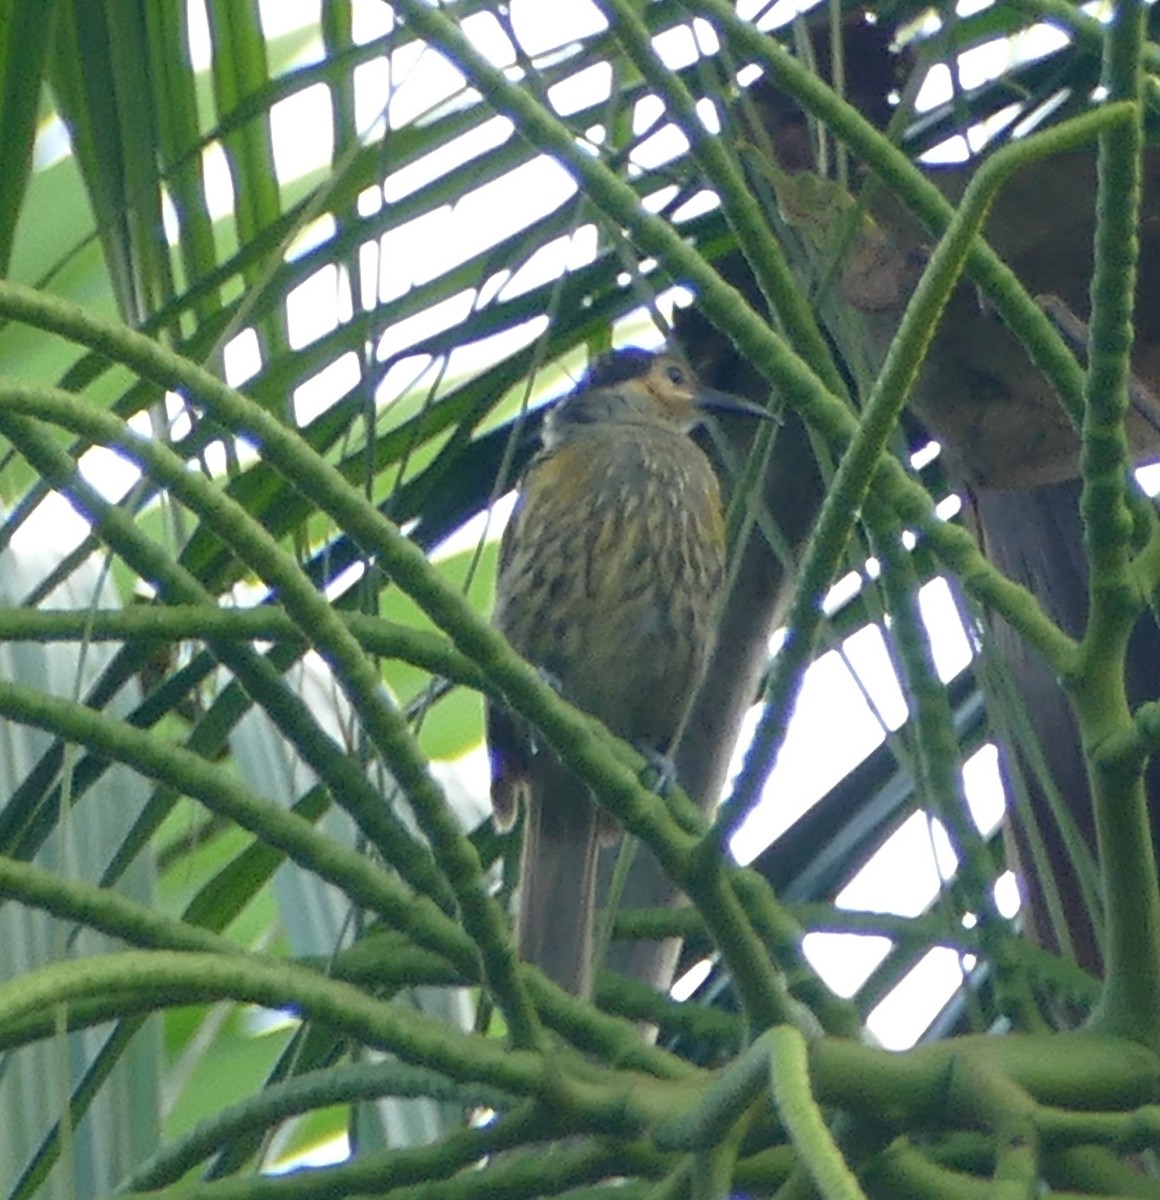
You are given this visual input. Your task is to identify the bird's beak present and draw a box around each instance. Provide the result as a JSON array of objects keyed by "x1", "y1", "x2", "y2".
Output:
[{"x1": 694, "y1": 387, "x2": 780, "y2": 422}]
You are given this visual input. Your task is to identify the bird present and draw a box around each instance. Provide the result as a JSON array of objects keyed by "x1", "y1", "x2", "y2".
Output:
[{"x1": 488, "y1": 345, "x2": 770, "y2": 997}]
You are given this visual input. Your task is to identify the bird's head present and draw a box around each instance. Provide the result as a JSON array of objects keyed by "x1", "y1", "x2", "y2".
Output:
[{"x1": 543, "y1": 346, "x2": 771, "y2": 447}]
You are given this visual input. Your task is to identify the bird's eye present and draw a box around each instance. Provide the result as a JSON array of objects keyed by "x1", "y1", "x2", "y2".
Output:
[{"x1": 665, "y1": 364, "x2": 686, "y2": 386}]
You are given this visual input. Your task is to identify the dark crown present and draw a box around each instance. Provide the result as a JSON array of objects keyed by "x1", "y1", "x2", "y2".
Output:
[{"x1": 576, "y1": 347, "x2": 657, "y2": 393}]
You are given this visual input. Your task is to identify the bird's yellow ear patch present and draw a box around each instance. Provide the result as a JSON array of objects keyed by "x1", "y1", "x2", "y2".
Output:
[{"x1": 643, "y1": 353, "x2": 702, "y2": 425}]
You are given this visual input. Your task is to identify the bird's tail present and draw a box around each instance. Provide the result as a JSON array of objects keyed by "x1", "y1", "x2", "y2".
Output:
[{"x1": 517, "y1": 754, "x2": 603, "y2": 998}]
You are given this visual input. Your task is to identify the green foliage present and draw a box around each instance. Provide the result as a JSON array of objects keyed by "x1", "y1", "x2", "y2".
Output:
[{"x1": 1, "y1": 1, "x2": 1160, "y2": 1198}]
